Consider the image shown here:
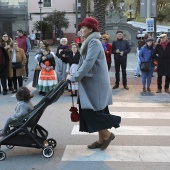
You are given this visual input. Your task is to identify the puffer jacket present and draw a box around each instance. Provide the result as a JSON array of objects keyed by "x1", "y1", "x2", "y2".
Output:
[{"x1": 139, "y1": 45, "x2": 154, "y2": 67}]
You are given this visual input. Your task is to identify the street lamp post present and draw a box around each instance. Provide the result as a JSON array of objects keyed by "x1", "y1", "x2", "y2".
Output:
[
  {"x1": 38, "y1": 0, "x2": 43, "y2": 40},
  {"x1": 75, "y1": 0, "x2": 78, "y2": 34}
]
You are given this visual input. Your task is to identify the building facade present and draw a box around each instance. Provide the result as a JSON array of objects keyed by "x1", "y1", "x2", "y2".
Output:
[
  {"x1": 0, "y1": 0, "x2": 93, "y2": 43},
  {"x1": 0, "y1": 0, "x2": 28, "y2": 39},
  {"x1": 29, "y1": 0, "x2": 94, "y2": 43}
]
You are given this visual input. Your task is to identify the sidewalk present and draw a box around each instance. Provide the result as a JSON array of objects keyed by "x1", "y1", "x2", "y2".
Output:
[
  {"x1": 110, "y1": 52, "x2": 170, "y2": 102},
  {"x1": 49, "y1": 46, "x2": 160, "y2": 92},
  {"x1": 109, "y1": 52, "x2": 157, "y2": 86},
  {"x1": 30, "y1": 46, "x2": 170, "y2": 102}
]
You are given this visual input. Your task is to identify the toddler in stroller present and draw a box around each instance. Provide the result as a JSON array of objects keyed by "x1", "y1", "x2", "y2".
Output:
[
  {"x1": 0, "y1": 79, "x2": 68, "y2": 160},
  {"x1": 0, "y1": 87, "x2": 34, "y2": 137}
]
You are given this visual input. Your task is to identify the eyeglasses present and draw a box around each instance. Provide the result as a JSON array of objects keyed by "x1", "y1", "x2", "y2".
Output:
[
  {"x1": 3, "y1": 36, "x2": 8, "y2": 37},
  {"x1": 102, "y1": 39, "x2": 106, "y2": 40}
]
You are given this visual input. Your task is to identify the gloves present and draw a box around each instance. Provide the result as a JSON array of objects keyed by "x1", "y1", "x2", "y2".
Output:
[
  {"x1": 66, "y1": 69, "x2": 69, "y2": 74},
  {"x1": 66, "y1": 74, "x2": 72, "y2": 80}
]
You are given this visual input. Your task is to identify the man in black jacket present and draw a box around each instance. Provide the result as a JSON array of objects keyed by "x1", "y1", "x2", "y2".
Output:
[{"x1": 112, "y1": 30, "x2": 131, "y2": 90}]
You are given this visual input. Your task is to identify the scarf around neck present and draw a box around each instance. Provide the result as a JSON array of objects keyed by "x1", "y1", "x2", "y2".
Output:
[
  {"x1": 102, "y1": 42, "x2": 108, "y2": 51},
  {"x1": 160, "y1": 39, "x2": 169, "y2": 50},
  {"x1": 80, "y1": 32, "x2": 101, "y2": 55}
]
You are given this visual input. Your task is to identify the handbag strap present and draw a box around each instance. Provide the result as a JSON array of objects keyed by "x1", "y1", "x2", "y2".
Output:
[{"x1": 69, "y1": 82, "x2": 74, "y2": 107}]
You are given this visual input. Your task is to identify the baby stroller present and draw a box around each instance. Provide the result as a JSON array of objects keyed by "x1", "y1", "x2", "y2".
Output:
[{"x1": 0, "y1": 79, "x2": 68, "y2": 160}]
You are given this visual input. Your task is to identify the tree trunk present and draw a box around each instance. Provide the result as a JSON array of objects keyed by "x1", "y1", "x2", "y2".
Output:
[
  {"x1": 135, "y1": 0, "x2": 140, "y2": 18},
  {"x1": 94, "y1": 0, "x2": 107, "y2": 34}
]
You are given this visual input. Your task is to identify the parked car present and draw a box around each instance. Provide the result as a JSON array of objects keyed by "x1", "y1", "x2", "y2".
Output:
[{"x1": 136, "y1": 29, "x2": 148, "y2": 39}]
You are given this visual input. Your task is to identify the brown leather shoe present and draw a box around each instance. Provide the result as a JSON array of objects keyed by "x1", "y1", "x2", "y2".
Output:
[
  {"x1": 100, "y1": 133, "x2": 115, "y2": 150},
  {"x1": 112, "y1": 85, "x2": 119, "y2": 89},
  {"x1": 147, "y1": 87, "x2": 151, "y2": 92},
  {"x1": 165, "y1": 89, "x2": 170, "y2": 93},
  {"x1": 143, "y1": 87, "x2": 146, "y2": 92},
  {"x1": 156, "y1": 89, "x2": 161, "y2": 93},
  {"x1": 124, "y1": 86, "x2": 129, "y2": 90},
  {"x1": 87, "y1": 141, "x2": 102, "y2": 149}
]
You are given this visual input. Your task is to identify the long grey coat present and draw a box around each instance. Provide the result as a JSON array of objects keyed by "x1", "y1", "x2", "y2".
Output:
[{"x1": 69, "y1": 32, "x2": 112, "y2": 111}]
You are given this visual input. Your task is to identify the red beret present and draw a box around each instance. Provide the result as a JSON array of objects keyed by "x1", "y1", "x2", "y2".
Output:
[{"x1": 78, "y1": 17, "x2": 99, "y2": 32}]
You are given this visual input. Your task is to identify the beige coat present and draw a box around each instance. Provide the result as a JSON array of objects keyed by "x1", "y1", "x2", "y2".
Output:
[{"x1": 7, "y1": 47, "x2": 27, "y2": 77}]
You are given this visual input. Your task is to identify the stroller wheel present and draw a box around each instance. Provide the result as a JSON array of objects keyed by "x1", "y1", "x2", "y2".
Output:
[
  {"x1": 42, "y1": 146, "x2": 54, "y2": 158},
  {"x1": 47, "y1": 138, "x2": 57, "y2": 148},
  {"x1": 0, "y1": 151, "x2": 6, "y2": 161},
  {"x1": 6, "y1": 145, "x2": 14, "y2": 149}
]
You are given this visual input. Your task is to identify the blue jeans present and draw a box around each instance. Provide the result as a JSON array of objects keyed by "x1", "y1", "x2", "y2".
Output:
[
  {"x1": 30, "y1": 40, "x2": 34, "y2": 50},
  {"x1": 135, "y1": 57, "x2": 141, "y2": 75},
  {"x1": 141, "y1": 67, "x2": 154, "y2": 88}
]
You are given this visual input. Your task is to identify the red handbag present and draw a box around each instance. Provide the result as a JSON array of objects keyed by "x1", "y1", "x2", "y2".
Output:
[{"x1": 70, "y1": 106, "x2": 80, "y2": 122}]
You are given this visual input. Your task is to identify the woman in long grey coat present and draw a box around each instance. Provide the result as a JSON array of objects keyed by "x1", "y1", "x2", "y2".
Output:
[{"x1": 67, "y1": 17, "x2": 121, "y2": 150}]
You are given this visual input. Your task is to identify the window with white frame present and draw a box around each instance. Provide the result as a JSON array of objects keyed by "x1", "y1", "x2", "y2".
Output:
[{"x1": 43, "y1": 0, "x2": 51, "y2": 7}]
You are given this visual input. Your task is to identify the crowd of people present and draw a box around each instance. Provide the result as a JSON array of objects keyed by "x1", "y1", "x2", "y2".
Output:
[
  {"x1": 0, "y1": 21, "x2": 170, "y2": 95},
  {"x1": 135, "y1": 33, "x2": 170, "y2": 93},
  {"x1": 0, "y1": 16, "x2": 170, "y2": 149}
]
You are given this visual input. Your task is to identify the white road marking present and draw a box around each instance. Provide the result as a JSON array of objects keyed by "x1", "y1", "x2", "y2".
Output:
[
  {"x1": 71, "y1": 125, "x2": 170, "y2": 136},
  {"x1": 62, "y1": 145, "x2": 170, "y2": 162},
  {"x1": 109, "y1": 102, "x2": 168, "y2": 107},
  {"x1": 111, "y1": 112, "x2": 170, "y2": 119}
]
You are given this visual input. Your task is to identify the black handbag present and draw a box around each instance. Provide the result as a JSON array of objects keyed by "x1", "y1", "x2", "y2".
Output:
[
  {"x1": 140, "y1": 61, "x2": 151, "y2": 71},
  {"x1": 12, "y1": 62, "x2": 22, "y2": 69}
]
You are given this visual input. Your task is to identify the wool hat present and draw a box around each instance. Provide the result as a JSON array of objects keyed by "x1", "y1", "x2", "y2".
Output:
[
  {"x1": 159, "y1": 34, "x2": 167, "y2": 38},
  {"x1": 116, "y1": 30, "x2": 123, "y2": 34},
  {"x1": 78, "y1": 17, "x2": 99, "y2": 32},
  {"x1": 145, "y1": 38, "x2": 154, "y2": 42}
]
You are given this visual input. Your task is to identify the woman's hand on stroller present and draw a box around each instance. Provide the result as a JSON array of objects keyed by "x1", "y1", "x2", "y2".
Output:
[
  {"x1": 66, "y1": 69, "x2": 70, "y2": 74},
  {"x1": 66, "y1": 74, "x2": 72, "y2": 83}
]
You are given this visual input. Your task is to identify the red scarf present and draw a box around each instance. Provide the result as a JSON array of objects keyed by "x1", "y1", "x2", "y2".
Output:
[
  {"x1": 160, "y1": 39, "x2": 169, "y2": 50},
  {"x1": 0, "y1": 48, "x2": 5, "y2": 65}
]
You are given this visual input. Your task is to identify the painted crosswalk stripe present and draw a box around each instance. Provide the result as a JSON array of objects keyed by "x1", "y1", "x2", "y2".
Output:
[
  {"x1": 111, "y1": 112, "x2": 170, "y2": 119},
  {"x1": 71, "y1": 125, "x2": 170, "y2": 136},
  {"x1": 61, "y1": 145, "x2": 170, "y2": 162},
  {"x1": 109, "y1": 102, "x2": 168, "y2": 107},
  {"x1": 11, "y1": 81, "x2": 36, "y2": 97}
]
